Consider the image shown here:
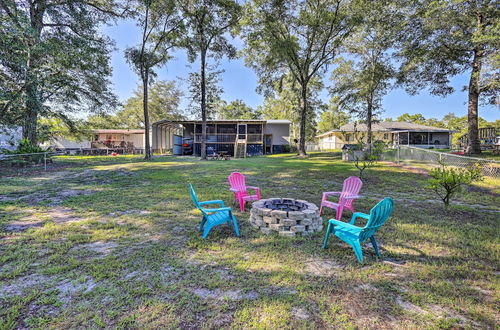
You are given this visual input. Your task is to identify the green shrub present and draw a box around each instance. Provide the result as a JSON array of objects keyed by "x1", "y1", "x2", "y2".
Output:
[
  {"x1": 427, "y1": 162, "x2": 483, "y2": 207},
  {"x1": 349, "y1": 141, "x2": 385, "y2": 179},
  {"x1": 2, "y1": 138, "x2": 51, "y2": 166}
]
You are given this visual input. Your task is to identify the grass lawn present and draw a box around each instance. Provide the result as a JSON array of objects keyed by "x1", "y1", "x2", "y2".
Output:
[{"x1": 0, "y1": 153, "x2": 499, "y2": 329}]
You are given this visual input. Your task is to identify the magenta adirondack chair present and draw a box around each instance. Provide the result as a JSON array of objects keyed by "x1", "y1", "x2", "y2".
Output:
[
  {"x1": 320, "y1": 176, "x2": 363, "y2": 220},
  {"x1": 228, "y1": 172, "x2": 261, "y2": 212}
]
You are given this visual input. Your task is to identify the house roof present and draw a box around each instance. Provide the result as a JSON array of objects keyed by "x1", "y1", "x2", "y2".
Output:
[
  {"x1": 93, "y1": 129, "x2": 144, "y2": 134},
  {"x1": 317, "y1": 121, "x2": 453, "y2": 137},
  {"x1": 153, "y1": 119, "x2": 291, "y2": 126}
]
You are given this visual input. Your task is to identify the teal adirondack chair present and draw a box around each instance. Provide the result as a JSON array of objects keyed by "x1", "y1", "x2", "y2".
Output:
[
  {"x1": 189, "y1": 184, "x2": 240, "y2": 238},
  {"x1": 323, "y1": 198, "x2": 394, "y2": 264}
]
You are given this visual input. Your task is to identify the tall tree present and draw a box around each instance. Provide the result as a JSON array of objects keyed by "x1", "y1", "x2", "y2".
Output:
[
  {"x1": 242, "y1": 0, "x2": 358, "y2": 156},
  {"x1": 119, "y1": 80, "x2": 184, "y2": 128},
  {"x1": 0, "y1": 0, "x2": 125, "y2": 144},
  {"x1": 186, "y1": 66, "x2": 224, "y2": 120},
  {"x1": 180, "y1": 0, "x2": 241, "y2": 160},
  {"x1": 329, "y1": 0, "x2": 400, "y2": 151},
  {"x1": 216, "y1": 99, "x2": 259, "y2": 120},
  {"x1": 125, "y1": 0, "x2": 182, "y2": 160},
  {"x1": 398, "y1": 0, "x2": 499, "y2": 154}
]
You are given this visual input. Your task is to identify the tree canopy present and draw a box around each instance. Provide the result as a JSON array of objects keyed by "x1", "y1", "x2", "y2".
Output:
[
  {"x1": 0, "y1": 0, "x2": 126, "y2": 143},
  {"x1": 215, "y1": 100, "x2": 259, "y2": 120},
  {"x1": 242, "y1": 0, "x2": 359, "y2": 156},
  {"x1": 397, "y1": 0, "x2": 499, "y2": 153},
  {"x1": 86, "y1": 80, "x2": 184, "y2": 129}
]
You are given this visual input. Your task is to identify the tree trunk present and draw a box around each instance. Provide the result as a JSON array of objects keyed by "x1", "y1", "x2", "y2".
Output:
[
  {"x1": 200, "y1": 49, "x2": 207, "y2": 160},
  {"x1": 298, "y1": 83, "x2": 308, "y2": 157},
  {"x1": 143, "y1": 71, "x2": 152, "y2": 160},
  {"x1": 23, "y1": 81, "x2": 39, "y2": 144},
  {"x1": 22, "y1": 4, "x2": 45, "y2": 145},
  {"x1": 465, "y1": 14, "x2": 484, "y2": 155},
  {"x1": 366, "y1": 101, "x2": 373, "y2": 153}
]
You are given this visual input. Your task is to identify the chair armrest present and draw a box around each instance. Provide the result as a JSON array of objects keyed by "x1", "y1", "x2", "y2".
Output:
[
  {"x1": 199, "y1": 200, "x2": 225, "y2": 207},
  {"x1": 246, "y1": 186, "x2": 260, "y2": 191},
  {"x1": 349, "y1": 212, "x2": 370, "y2": 225},
  {"x1": 322, "y1": 191, "x2": 341, "y2": 201},
  {"x1": 343, "y1": 195, "x2": 362, "y2": 200},
  {"x1": 201, "y1": 207, "x2": 232, "y2": 213},
  {"x1": 328, "y1": 219, "x2": 361, "y2": 230},
  {"x1": 229, "y1": 188, "x2": 240, "y2": 192}
]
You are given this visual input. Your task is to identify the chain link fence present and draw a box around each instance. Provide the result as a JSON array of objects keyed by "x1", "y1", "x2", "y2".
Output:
[{"x1": 383, "y1": 146, "x2": 500, "y2": 178}]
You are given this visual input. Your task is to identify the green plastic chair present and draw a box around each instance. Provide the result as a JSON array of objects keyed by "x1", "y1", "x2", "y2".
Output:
[
  {"x1": 189, "y1": 184, "x2": 240, "y2": 239},
  {"x1": 323, "y1": 198, "x2": 394, "y2": 264}
]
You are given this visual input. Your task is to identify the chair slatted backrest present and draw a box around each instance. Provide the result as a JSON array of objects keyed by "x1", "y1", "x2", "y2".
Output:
[
  {"x1": 359, "y1": 198, "x2": 394, "y2": 242},
  {"x1": 229, "y1": 172, "x2": 247, "y2": 193},
  {"x1": 190, "y1": 184, "x2": 205, "y2": 215},
  {"x1": 339, "y1": 176, "x2": 363, "y2": 209}
]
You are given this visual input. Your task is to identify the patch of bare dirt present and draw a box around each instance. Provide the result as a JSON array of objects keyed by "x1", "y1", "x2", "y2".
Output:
[
  {"x1": 76, "y1": 241, "x2": 118, "y2": 257},
  {"x1": 303, "y1": 258, "x2": 345, "y2": 276},
  {"x1": 383, "y1": 162, "x2": 430, "y2": 176},
  {"x1": 192, "y1": 288, "x2": 259, "y2": 301},
  {"x1": 3, "y1": 207, "x2": 82, "y2": 232},
  {"x1": 48, "y1": 206, "x2": 82, "y2": 224},
  {"x1": 108, "y1": 210, "x2": 152, "y2": 217},
  {"x1": 0, "y1": 274, "x2": 53, "y2": 298},
  {"x1": 55, "y1": 277, "x2": 97, "y2": 305},
  {"x1": 4, "y1": 218, "x2": 44, "y2": 232},
  {"x1": 292, "y1": 307, "x2": 310, "y2": 320},
  {"x1": 395, "y1": 296, "x2": 428, "y2": 314},
  {"x1": 11, "y1": 189, "x2": 95, "y2": 206}
]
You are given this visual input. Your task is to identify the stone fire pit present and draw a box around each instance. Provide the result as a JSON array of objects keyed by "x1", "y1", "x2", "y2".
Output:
[{"x1": 249, "y1": 198, "x2": 323, "y2": 237}]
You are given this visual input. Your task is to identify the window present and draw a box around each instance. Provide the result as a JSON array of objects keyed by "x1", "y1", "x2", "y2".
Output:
[
  {"x1": 247, "y1": 124, "x2": 262, "y2": 134},
  {"x1": 383, "y1": 133, "x2": 388, "y2": 140},
  {"x1": 345, "y1": 134, "x2": 351, "y2": 142},
  {"x1": 217, "y1": 124, "x2": 237, "y2": 134}
]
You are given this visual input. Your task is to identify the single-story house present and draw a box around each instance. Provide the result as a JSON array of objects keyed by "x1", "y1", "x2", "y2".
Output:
[
  {"x1": 46, "y1": 129, "x2": 147, "y2": 153},
  {"x1": 152, "y1": 119, "x2": 291, "y2": 157},
  {"x1": 90, "y1": 129, "x2": 146, "y2": 149},
  {"x1": 317, "y1": 121, "x2": 454, "y2": 149}
]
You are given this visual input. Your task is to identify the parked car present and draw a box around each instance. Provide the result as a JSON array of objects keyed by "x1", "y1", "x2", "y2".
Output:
[{"x1": 183, "y1": 138, "x2": 193, "y2": 155}]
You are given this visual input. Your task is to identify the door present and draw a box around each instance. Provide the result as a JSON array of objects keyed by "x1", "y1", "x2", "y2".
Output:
[
  {"x1": 238, "y1": 124, "x2": 247, "y2": 140},
  {"x1": 264, "y1": 134, "x2": 272, "y2": 154},
  {"x1": 173, "y1": 134, "x2": 183, "y2": 155}
]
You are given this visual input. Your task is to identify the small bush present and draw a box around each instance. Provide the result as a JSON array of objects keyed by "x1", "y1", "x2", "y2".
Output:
[
  {"x1": 349, "y1": 141, "x2": 385, "y2": 179},
  {"x1": 2, "y1": 138, "x2": 51, "y2": 166},
  {"x1": 427, "y1": 162, "x2": 483, "y2": 207},
  {"x1": 282, "y1": 145, "x2": 291, "y2": 153}
]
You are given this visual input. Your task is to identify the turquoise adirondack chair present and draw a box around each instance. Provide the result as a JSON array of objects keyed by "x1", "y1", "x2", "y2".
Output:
[
  {"x1": 323, "y1": 198, "x2": 394, "y2": 264},
  {"x1": 189, "y1": 184, "x2": 240, "y2": 238}
]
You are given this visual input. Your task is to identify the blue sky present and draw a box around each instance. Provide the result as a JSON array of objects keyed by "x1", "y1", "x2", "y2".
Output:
[{"x1": 102, "y1": 20, "x2": 499, "y2": 122}]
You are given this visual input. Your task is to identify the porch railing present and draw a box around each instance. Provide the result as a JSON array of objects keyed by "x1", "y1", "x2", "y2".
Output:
[{"x1": 194, "y1": 134, "x2": 262, "y2": 143}]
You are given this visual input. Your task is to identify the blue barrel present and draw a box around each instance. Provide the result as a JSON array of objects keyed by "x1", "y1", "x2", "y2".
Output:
[{"x1": 173, "y1": 135, "x2": 183, "y2": 155}]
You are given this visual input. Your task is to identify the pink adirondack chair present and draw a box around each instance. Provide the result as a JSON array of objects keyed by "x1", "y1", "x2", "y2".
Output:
[
  {"x1": 228, "y1": 172, "x2": 261, "y2": 212},
  {"x1": 320, "y1": 176, "x2": 362, "y2": 220}
]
